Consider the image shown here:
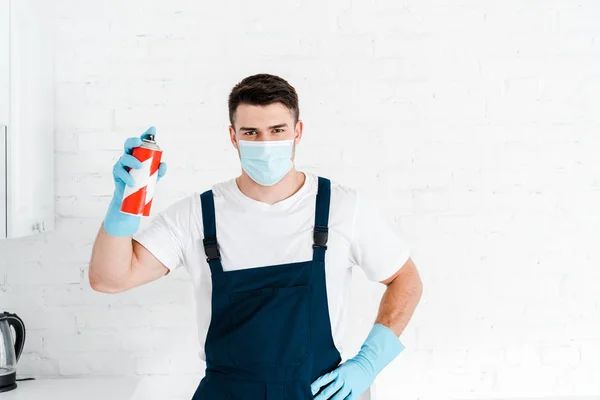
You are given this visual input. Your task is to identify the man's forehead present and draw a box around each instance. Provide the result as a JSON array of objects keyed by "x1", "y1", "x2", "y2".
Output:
[{"x1": 235, "y1": 103, "x2": 293, "y2": 123}]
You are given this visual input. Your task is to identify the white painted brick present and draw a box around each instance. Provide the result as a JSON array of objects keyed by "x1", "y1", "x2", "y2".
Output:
[
  {"x1": 430, "y1": 348, "x2": 469, "y2": 372},
  {"x1": 161, "y1": 81, "x2": 210, "y2": 107},
  {"x1": 465, "y1": 346, "x2": 506, "y2": 371},
  {"x1": 45, "y1": 330, "x2": 120, "y2": 354},
  {"x1": 56, "y1": 195, "x2": 111, "y2": 218},
  {"x1": 109, "y1": 15, "x2": 196, "y2": 40},
  {"x1": 0, "y1": 257, "x2": 6, "y2": 286},
  {"x1": 540, "y1": 344, "x2": 582, "y2": 368},
  {"x1": 168, "y1": 351, "x2": 203, "y2": 374},
  {"x1": 21, "y1": 329, "x2": 46, "y2": 355},
  {"x1": 557, "y1": 2, "x2": 600, "y2": 32},
  {"x1": 56, "y1": 173, "x2": 114, "y2": 197},
  {"x1": 505, "y1": 343, "x2": 543, "y2": 368},
  {"x1": 104, "y1": 59, "x2": 186, "y2": 83},
  {"x1": 120, "y1": 328, "x2": 171, "y2": 352},
  {"x1": 55, "y1": 130, "x2": 80, "y2": 152},
  {"x1": 54, "y1": 1, "x2": 109, "y2": 19},
  {"x1": 317, "y1": 34, "x2": 374, "y2": 59},
  {"x1": 554, "y1": 365, "x2": 600, "y2": 395},
  {"x1": 135, "y1": 354, "x2": 171, "y2": 375},
  {"x1": 58, "y1": 356, "x2": 93, "y2": 376},
  {"x1": 55, "y1": 103, "x2": 113, "y2": 134},
  {"x1": 147, "y1": 38, "x2": 192, "y2": 61},
  {"x1": 234, "y1": 34, "x2": 317, "y2": 58},
  {"x1": 8, "y1": 306, "x2": 78, "y2": 334},
  {"x1": 56, "y1": 150, "x2": 120, "y2": 176},
  {"x1": 494, "y1": 365, "x2": 562, "y2": 398},
  {"x1": 113, "y1": 106, "x2": 168, "y2": 132},
  {"x1": 5, "y1": 261, "x2": 81, "y2": 285},
  {"x1": 58, "y1": 352, "x2": 136, "y2": 376},
  {"x1": 580, "y1": 340, "x2": 600, "y2": 367},
  {"x1": 53, "y1": 244, "x2": 96, "y2": 266},
  {"x1": 373, "y1": 33, "x2": 454, "y2": 59},
  {"x1": 82, "y1": 81, "x2": 167, "y2": 109},
  {"x1": 564, "y1": 320, "x2": 600, "y2": 341},
  {"x1": 54, "y1": 17, "x2": 111, "y2": 42},
  {"x1": 0, "y1": 286, "x2": 43, "y2": 312},
  {"x1": 111, "y1": 0, "x2": 201, "y2": 18},
  {"x1": 77, "y1": 130, "x2": 135, "y2": 151},
  {"x1": 147, "y1": 304, "x2": 196, "y2": 329},
  {"x1": 120, "y1": 326, "x2": 198, "y2": 352},
  {"x1": 55, "y1": 53, "x2": 110, "y2": 84},
  {"x1": 17, "y1": 353, "x2": 59, "y2": 378},
  {"x1": 53, "y1": 20, "x2": 112, "y2": 72},
  {"x1": 74, "y1": 305, "x2": 153, "y2": 329}
]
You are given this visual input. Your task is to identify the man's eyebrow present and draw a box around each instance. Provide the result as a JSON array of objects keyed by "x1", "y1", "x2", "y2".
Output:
[{"x1": 239, "y1": 123, "x2": 288, "y2": 131}]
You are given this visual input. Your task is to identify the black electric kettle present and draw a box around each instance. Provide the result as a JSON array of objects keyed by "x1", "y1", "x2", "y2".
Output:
[{"x1": 0, "y1": 312, "x2": 25, "y2": 393}]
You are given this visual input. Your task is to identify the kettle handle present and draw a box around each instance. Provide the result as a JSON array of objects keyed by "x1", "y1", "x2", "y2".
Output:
[{"x1": 5, "y1": 313, "x2": 26, "y2": 363}]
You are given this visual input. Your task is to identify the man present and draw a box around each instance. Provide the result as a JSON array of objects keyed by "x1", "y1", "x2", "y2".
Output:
[{"x1": 89, "y1": 74, "x2": 423, "y2": 399}]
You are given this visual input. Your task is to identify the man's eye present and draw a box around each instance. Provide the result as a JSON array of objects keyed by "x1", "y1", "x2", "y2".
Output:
[
  {"x1": 245, "y1": 131, "x2": 257, "y2": 135},
  {"x1": 274, "y1": 129, "x2": 284, "y2": 133}
]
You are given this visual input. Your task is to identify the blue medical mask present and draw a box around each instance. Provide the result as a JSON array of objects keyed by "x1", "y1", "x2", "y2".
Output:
[{"x1": 238, "y1": 139, "x2": 294, "y2": 186}]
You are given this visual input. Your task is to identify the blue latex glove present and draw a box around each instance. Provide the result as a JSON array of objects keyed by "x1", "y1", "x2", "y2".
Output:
[
  {"x1": 311, "y1": 324, "x2": 405, "y2": 400},
  {"x1": 103, "y1": 127, "x2": 167, "y2": 236}
]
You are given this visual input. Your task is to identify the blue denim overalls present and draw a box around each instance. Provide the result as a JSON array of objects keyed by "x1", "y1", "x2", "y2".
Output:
[{"x1": 192, "y1": 177, "x2": 342, "y2": 399}]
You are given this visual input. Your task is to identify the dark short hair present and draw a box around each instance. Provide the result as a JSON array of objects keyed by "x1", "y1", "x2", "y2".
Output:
[{"x1": 228, "y1": 74, "x2": 300, "y2": 127}]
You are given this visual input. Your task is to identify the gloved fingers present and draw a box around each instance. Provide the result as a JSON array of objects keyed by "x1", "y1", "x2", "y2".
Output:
[
  {"x1": 113, "y1": 163, "x2": 135, "y2": 187},
  {"x1": 124, "y1": 137, "x2": 142, "y2": 154},
  {"x1": 311, "y1": 370, "x2": 338, "y2": 396},
  {"x1": 329, "y1": 384, "x2": 351, "y2": 400},
  {"x1": 140, "y1": 126, "x2": 156, "y2": 141},
  {"x1": 119, "y1": 154, "x2": 143, "y2": 170},
  {"x1": 157, "y1": 162, "x2": 167, "y2": 180},
  {"x1": 313, "y1": 376, "x2": 344, "y2": 400}
]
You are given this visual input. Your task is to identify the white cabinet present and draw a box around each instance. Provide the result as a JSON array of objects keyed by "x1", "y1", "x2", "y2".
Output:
[{"x1": 0, "y1": 0, "x2": 54, "y2": 239}]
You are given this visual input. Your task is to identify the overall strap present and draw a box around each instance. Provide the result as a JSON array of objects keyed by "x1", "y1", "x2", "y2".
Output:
[
  {"x1": 200, "y1": 190, "x2": 224, "y2": 275},
  {"x1": 313, "y1": 177, "x2": 331, "y2": 263}
]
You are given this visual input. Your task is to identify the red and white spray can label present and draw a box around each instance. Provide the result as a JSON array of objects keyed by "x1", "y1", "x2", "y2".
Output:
[{"x1": 120, "y1": 137, "x2": 162, "y2": 216}]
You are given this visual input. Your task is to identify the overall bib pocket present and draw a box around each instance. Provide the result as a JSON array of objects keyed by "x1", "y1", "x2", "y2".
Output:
[{"x1": 228, "y1": 285, "x2": 310, "y2": 367}]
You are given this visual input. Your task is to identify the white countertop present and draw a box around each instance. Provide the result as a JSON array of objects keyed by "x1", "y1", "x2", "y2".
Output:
[
  {"x1": 3, "y1": 376, "x2": 200, "y2": 400},
  {"x1": 3, "y1": 377, "x2": 140, "y2": 400}
]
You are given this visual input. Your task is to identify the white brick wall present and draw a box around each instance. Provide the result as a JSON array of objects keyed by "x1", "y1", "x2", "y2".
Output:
[{"x1": 1, "y1": 0, "x2": 599, "y2": 398}]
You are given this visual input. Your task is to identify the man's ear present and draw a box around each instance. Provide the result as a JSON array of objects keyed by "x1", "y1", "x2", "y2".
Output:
[
  {"x1": 294, "y1": 120, "x2": 304, "y2": 145},
  {"x1": 229, "y1": 125, "x2": 238, "y2": 149}
]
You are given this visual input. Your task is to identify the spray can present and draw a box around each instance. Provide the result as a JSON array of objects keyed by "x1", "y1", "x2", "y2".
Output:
[{"x1": 120, "y1": 134, "x2": 163, "y2": 216}]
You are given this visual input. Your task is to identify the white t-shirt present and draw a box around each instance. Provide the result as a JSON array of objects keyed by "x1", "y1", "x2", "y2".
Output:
[{"x1": 133, "y1": 172, "x2": 410, "y2": 360}]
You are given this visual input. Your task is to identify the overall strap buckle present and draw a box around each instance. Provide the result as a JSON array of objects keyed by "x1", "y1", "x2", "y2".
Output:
[
  {"x1": 313, "y1": 225, "x2": 328, "y2": 249},
  {"x1": 203, "y1": 237, "x2": 221, "y2": 261}
]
